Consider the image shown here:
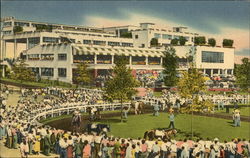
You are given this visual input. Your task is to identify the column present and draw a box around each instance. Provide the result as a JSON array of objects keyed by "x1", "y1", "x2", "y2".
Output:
[
  {"x1": 111, "y1": 55, "x2": 114, "y2": 64},
  {"x1": 94, "y1": 55, "x2": 97, "y2": 64},
  {"x1": 145, "y1": 56, "x2": 148, "y2": 65},
  {"x1": 203, "y1": 69, "x2": 206, "y2": 74},
  {"x1": 129, "y1": 56, "x2": 132, "y2": 65},
  {"x1": 1, "y1": 40, "x2": 6, "y2": 60},
  {"x1": 14, "y1": 39, "x2": 17, "y2": 59},
  {"x1": 160, "y1": 57, "x2": 163, "y2": 65},
  {"x1": 211, "y1": 69, "x2": 214, "y2": 76},
  {"x1": 26, "y1": 38, "x2": 29, "y2": 49}
]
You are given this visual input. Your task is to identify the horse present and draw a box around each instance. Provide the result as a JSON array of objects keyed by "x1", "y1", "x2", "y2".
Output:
[
  {"x1": 143, "y1": 129, "x2": 178, "y2": 141},
  {"x1": 86, "y1": 107, "x2": 101, "y2": 121},
  {"x1": 132, "y1": 101, "x2": 145, "y2": 115},
  {"x1": 71, "y1": 112, "x2": 81, "y2": 133}
]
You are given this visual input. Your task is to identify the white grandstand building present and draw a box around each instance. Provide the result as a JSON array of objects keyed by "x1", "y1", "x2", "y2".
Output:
[{"x1": 0, "y1": 16, "x2": 235, "y2": 82}]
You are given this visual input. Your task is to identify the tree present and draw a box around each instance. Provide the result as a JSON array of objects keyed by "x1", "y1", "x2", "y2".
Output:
[
  {"x1": 178, "y1": 66, "x2": 214, "y2": 138},
  {"x1": 150, "y1": 38, "x2": 159, "y2": 47},
  {"x1": 208, "y1": 38, "x2": 216, "y2": 47},
  {"x1": 222, "y1": 39, "x2": 234, "y2": 47},
  {"x1": 13, "y1": 26, "x2": 23, "y2": 34},
  {"x1": 194, "y1": 36, "x2": 206, "y2": 45},
  {"x1": 170, "y1": 39, "x2": 179, "y2": 45},
  {"x1": 10, "y1": 60, "x2": 35, "y2": 82},
  {"x1": 74, "y1": 62, "x2": 92, "y2": 87},
  {"x1": 105, "y1": 56, "x2": 139, "y2": 122},
  {"x1": 179, "y1": 36, "x2": 187, "y2": 46},
  {"x1": 162, "y1": 47, "x2": 178, "y2": 87},
  {"x1": 234, "y1": 58, "x2": 250, "y2": 91}
]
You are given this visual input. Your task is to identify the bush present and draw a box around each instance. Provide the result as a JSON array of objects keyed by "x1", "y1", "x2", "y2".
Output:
[
  {"x1": 223, "y1": 39, "x2": 234, "y2": 47},
  {"x1": 208, "y1": 38, "x2": 216, "y2": 47},
  {"x1": 179, "y1": 36, "x2": 187, "y2": 46},
  {"x1": 150, "y1": 38, "x2": 159, "y2": 47},
  {"x1": 170, "y1": 39, "x2": 179, "y2": 45},
  {"x1": 13, "y1": 26, "x2": 23, "y2": 34},
  {"x1": 194, "y1": 36, "x2": 206, "y2": 45}
]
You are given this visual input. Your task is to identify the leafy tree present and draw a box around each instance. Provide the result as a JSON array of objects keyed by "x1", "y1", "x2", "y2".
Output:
[
  {"x1": 120, "y1": 32, "x2": 132, "y2": 38},
  {"x1": 178, "y1": 66, "x2": 214, "y2": 113},
  {"x1": 13, "y1": 26, "x2": 23, "y2": 34},
  {"x1": 105, "y1": 56, "x2": 139, "y2": 121},
  {"x1": 208, "y1": 38, "x2": 216, "y2": 47},
  {"x1": 162, "y1": 47, "x2": 178, "y2": 87},
  {"x1": 222, "y1": 39, "x2": 234, "y2": 47},
  {"x1": 74, "y1": 62, "x2": 92, "y2": 87},
  {"x1": 194, "y1": 36, "x2": 206, "y2": 45},
  {"x1": 234, "y1": 58, "x2": 250, "y2": 91},
  {"x1": 10, "y1": 60, "x2": 35, "y2": 82},
  {"x1": 170, "y1": 39, "x2": 179, "y2": 45},
  {"x1": 150, "y1": 38, "x2": 159, "y2": 47},
  {"x1": 179, "y1": 36, "x2": 187, "y2": 46}
]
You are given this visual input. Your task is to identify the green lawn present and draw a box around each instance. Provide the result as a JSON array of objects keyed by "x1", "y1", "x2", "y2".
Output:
[
  {"x1": 96, "y1": 113, "x2": 250, "y2": 141},
  {"x1": 0, "y1": 77, "x2": 76, "y2": 88},
  {"x1": 216, "y1": 107, "x2": 250, "y2": 117}
]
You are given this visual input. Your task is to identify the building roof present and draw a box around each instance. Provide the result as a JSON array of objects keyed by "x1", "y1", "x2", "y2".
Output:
[{"x1": 72, "y1": 44, "x2": 164, "y2": 57}]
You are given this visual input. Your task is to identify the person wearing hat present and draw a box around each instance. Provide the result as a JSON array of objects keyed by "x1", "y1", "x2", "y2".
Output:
[{"x1": 168, "y1": 110, "x2": 175, "y2": 129}]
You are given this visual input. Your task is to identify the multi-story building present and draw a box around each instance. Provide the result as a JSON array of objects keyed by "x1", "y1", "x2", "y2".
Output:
[
  {"x1": 1, "y1": 17, "x2": 235, "y2": 81},
  {"x1": 104, "y1": 23, "x2": 198, "y2": 48},
  {"x1": 22, "y1": 43, "x2": 234, "y2": 83},
  {"x1": 0, "y1": 17, "x2": 134, "y2": 59}
]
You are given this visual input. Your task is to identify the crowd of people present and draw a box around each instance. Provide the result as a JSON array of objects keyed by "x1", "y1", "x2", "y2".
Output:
[{"x1": 0, "y1": 85, "x2": 249, "y2": 158}]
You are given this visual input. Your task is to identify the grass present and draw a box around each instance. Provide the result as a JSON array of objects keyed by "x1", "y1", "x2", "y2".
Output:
[
  {"x1": 216, "y1": 106, "x2": 250, "y2": 117},
  {"x1": 96, "y1": 113, "x2": 250, "y2": 141},
  {"x1": 0, "y1": 77, "x2": 76, "y2": 88},
  {"x1": 153, "y1": 92, "x2": 162, "y2": 97}
]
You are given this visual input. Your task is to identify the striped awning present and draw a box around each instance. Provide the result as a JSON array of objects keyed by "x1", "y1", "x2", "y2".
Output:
[{"x1": 73, "y1": 45, "x2": 164, "y2": 57}]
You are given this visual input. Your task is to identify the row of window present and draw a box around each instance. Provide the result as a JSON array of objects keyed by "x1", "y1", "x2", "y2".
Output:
[
  {"x1": 83, "y1": 40, "x2": 133, "y2": 47},
  {"x1": 28, "y1": 54, "x2": 67, "y2": 61},
  {"x1": 33, "y1": 68, "x2": 67, "y2": 77},
  {"x1": 154, "y1": 33, "x2": 190, "y2": 41},
  {"x1": 202, "y1": 51, "x2": 224, "y2": 63},
  {"x1": 73, "y1": 55, "x2": 161, "y2": 65}
]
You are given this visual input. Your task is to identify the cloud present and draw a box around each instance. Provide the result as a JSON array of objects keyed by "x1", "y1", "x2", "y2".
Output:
[{"x1": 83, "y1": 10, "x2": 249, "y2": 54}]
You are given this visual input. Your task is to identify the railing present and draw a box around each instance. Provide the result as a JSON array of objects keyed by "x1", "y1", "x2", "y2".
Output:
[
  {"x1": 30, "y1": 102, "x2": 130, "y2": 124},
  {"x1": 140, "y1": 96, "x2": 249, "y2": 106}
]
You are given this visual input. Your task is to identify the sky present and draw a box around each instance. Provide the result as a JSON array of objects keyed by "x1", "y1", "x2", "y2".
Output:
[{"x1": 1, "y1": 0, "x2": 250, "y2": 56}]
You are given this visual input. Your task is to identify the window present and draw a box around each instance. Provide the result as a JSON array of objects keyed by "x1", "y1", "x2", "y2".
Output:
[
  {"x1": 28, "y1": 37, "x2": 40, "y2": 49},
  {"x1": 93, "y1": 40, "x2": 106, "y2": 45},
  {"x1": 58, "y1": 68, "x2": 67, "y2": 77},
  {"x1": 121, "y1": 43, "x2": 133, "y2": 47},
  {"x1": 135, "y1": 35, "x2": 139, "y2": 39},
  {"x1": 31, "y1": 68, "x2": 39, "y2": 74},
  {"x1": 58, "y1": 54, "x2": 67, "y2": 60},
  {"x1": 108, "y1": 41, "x2": 120, "y2": 46},
  {"x1": 14, "y1": 22, "x2": 29, "y2": 27},
  {"x1": 202, "y1": 51, "x2": 224, "y2": 63},
  {"x1": 83, "y1": 40, "x2": 91, "y2": 44},
  {"x1": 43, "y1": 37, "x2": 59, "y2": 43},
  {"x1": 41, "y1": 68, "x2": 54, "y2": 76},
  {"x1": 28, "y1": 54, "x2": 40, "y2": 60},
  {"x1": 173, "y1": 35, "x2": 180, "y2": 39},
  {"x1": 41, "y1": 54, "x2": 54, "y2": 60},
  {"x1": 154, "y1": 33, "x2": 161, "y2": 39},
  {"x1": 162, "y1": 34, "x2": 172, "y2": 40},
  {"x1": 3, "y1": 22, "x2": 12, "y2": 27}
]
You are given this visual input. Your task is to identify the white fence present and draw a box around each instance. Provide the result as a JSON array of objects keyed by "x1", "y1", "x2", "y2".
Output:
[{"x1": 30, "y1": 102, "x2": 130, "y2": 124}]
